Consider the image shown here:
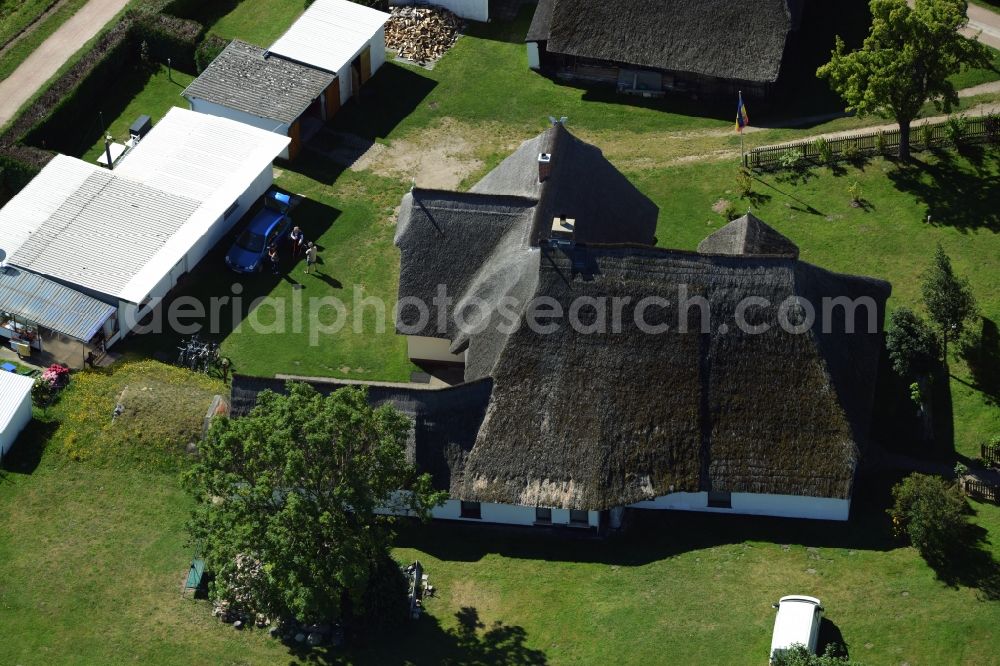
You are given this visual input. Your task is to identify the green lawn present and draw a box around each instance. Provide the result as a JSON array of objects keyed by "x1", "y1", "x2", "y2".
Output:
[
  {"x1": 0, "y1": 0, "x2": 56, "y2": 47},
  {"x1": 81, "y1": 65, "x2": 192, "y2": 163},
  {"x1": 0, "y1": 0, "x2": 90, "y2": 82},
  {"x1": 1, "y1": 364, "x2": 998, "y2": 665},
  {"x1": 200, "y1": 0, "x2": 307, "y2": 47}
]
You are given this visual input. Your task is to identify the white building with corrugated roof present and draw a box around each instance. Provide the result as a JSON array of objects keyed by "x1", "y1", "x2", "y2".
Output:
[
  {"x1": 0, "y1": 107, "x2": 288, "y2": 366},
  {"x1": 0, "y1": 370, "x2": 33, "y2": 462}
]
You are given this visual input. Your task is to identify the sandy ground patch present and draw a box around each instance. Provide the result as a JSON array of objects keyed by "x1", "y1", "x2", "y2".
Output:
[{"x1": 351, "y1": 119, "x2": 486, "y2": 190}]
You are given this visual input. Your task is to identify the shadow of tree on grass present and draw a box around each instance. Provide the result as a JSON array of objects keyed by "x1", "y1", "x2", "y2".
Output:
[{"x1": 888, "y1": 150, "x2": 1000, "y2": 232}]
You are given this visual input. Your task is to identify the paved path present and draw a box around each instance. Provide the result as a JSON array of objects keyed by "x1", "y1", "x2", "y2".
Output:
[
  {"x1": 0, "y1": 0, "x2": 130, "y2": 129},
  {"x1": 966, "y1": 3, "x2": 1000, "y2": 50}
]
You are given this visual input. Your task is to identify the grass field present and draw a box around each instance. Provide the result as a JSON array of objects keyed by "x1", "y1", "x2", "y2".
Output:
[
  {"x1": 0, "y1": 0, "x2": 90, "y2": 82},
  {"x1": 1, "y1": 363, "x2": 998, "y2": 666},
  {"x1": 0, "y1": 0, "x2": 56, "y2": 47},
  {"x1": 81, "y1": 65, "x2": 193, "y2": 163}
]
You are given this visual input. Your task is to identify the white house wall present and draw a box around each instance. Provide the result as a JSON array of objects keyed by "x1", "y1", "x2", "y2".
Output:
[
  {"x1": 391, "y1": 0, "x2": 488, "y2": 21},
  {"x1": 0, "y1": 386, "x2": 32, "y2": 459},
  {"x1": 186, "y1": 98, "x2": 291, "y2": 159},
  {"x1": 629, "y1": 491, "x2": 850, "y2": 521},
  {"x1": 338, "y1": 29, "x2": 387, "y2": 105},
  {"x1": 110, "y1": 164, "x2": 275, "y2": 347},
  {"x1": 527, "y1": 42, "x2": 540, "y2": 70},
  {"x1": 379, "y1": 493, "x2": 600, "y2": 528}
]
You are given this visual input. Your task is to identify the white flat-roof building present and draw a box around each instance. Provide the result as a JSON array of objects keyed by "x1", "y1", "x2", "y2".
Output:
[
  {"x1": 0, "y1": 107, "x2": 288, "y2": 365},
  {"x1": 268, "y1": 0, "x2": 389, "y2": 107},
  {"x1": 0, "y1": 370, "x2": 34, "y2": 462}
]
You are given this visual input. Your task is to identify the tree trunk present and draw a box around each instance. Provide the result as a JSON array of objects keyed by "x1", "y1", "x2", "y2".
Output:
[
  {"x1": 898, "y1": 119, "x2": 911, "y2": 161},
  {"x1": 916, "y1": 374, "x2": 934, "y2": 443}
]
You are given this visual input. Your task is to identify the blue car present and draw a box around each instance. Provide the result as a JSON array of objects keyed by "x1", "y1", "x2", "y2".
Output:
[{"x1": 224, "y1": 191, "x2": 292, "y2": 273}]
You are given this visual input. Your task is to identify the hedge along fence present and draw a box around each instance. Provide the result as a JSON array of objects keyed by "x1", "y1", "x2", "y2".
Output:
[
  {"x1": 0, "y1": 5, "x2": 208, "y2": 196},
  {"x1": 745, "y1": 114, "x2": 1000, "y2": 170}
]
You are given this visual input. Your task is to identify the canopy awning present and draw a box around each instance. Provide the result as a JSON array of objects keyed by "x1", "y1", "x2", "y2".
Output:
[{"x1": 0, "y1": 267, "x2": 115, "y2": 342}]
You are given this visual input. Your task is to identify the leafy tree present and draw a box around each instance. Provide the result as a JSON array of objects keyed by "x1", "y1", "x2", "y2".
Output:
[
  {"x1": 886, "y1": 307, "x2": 940, "y2": 440},
  {"x1": 185, "y1": 382, "x2": 446, "y2": 624},
  {"x1": 888, "y1": 472, "x2": 968, "y2": 564},
  {"x1": 886, "y1": 308, "x2": 940, "y2": 378},
  {"x1": 921, "y1": 244, "x2": 977, "y2": 358},
  {"x1": 817, "y1": 0, "x2": 991, "y2": 160},
  {"x1": 772, "y1": 644, "x2": 863, "y2": 666}
]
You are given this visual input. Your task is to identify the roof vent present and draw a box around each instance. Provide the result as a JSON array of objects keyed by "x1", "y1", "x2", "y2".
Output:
[
  {"x1": 537, "y1": 152, "x2": 552, "y2": 183},
  {"x1": 551, "y1": 215, "x2": 575, "y2": 239}
]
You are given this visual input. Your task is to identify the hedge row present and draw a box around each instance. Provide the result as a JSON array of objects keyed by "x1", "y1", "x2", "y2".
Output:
[{"x1": 0, "y1": 3, "x2": 218, "y2": 195}]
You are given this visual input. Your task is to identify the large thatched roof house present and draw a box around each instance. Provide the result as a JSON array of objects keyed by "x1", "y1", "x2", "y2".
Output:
[
  {"x1": 526, "y1": 0, "x2": 805, "y2": 99},
  {"x1": 234, "y1": 123, "x2": 890, "y2": 530}
]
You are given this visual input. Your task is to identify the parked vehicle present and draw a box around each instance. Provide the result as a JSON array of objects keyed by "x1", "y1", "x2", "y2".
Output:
[
  {"x1": 769, "y1": 595, "x2": 823, "y2": 664},
  {"x1": 224, "y1": 190, "x2": 292, "y2": 273}
]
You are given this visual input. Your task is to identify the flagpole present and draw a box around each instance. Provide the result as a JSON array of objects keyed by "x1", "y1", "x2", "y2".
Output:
[{"x1": 739, "y1": 90, "x2": 744, "y2": 168}]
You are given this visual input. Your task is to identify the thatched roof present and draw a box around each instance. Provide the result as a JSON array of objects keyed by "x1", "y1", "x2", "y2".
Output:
[
  {"x1": 229, "y1": 375, "x2": 493, "y2": 491},
  {"x1": 395, "y1": 123, "x2": 658, "y2": 339},
  {"x1": 455, "y1": 246, "x2": 890, "y2": 509},
  {"x1": 391, "y1": 126, "x2": 890, "y2": 511},
  {"x1": 697, "y1": 213, "x2": 800, "y2": 259},
  {"x1": 527, "y1": 0, "x2": 800, "y2": 83}
]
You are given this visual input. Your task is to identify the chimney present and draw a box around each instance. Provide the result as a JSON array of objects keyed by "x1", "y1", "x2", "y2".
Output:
[{"x1": 537, "y1": 152, "x2": 552, "y2": 183}]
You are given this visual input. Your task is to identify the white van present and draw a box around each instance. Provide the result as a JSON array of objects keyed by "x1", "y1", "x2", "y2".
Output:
[{"x1": 769, "y1": 595, "x2": 824, "y2": 663}]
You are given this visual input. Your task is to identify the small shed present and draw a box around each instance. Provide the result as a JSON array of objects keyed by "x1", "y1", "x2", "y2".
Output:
[
  {"x1": 0, "y1": 370, "x2": 34, "y2": 461},
  {"x1": 182, "y1": 40, "x2": 338, "y2": 160},
  {"x1": 267, "y1": 0, "x2": 390, "y2": 107}
]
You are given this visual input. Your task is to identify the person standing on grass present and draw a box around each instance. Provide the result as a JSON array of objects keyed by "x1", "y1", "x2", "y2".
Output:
[
  {"x1": 304, "y1": 242, "x2": 318, "y2": 274},
  {"x1": 268, "y1": 245, "x2": 280, "y2": 275},
  {"x1": 289, "y1": 226, "x2": 304, "y2": 259}
]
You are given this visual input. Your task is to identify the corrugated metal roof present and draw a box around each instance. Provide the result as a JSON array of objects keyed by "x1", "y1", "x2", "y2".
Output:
[
  {"x1": 0, "y1": 109, "x2": 289, "y2": 305},
  {"x1": 0, "y1": 157, "x2": 99, "y2": 261},
  {"x1": 182, "y1": 40, "x2": 336, "y2": 125},
  {"x1": 0, "y1": 370, "x2": 33, "y2": 434},
  {"x1": 0, "y1": 267, "x2": 115, "y2": 341},
  {"x1": 9, "y1": 170, "x2": 200, "y2": 300},
  {"x1": 268, "y1": 0, "x2": 389, "y2": 75},
  {"x1": 113, "y1": 107, "x2": 290, "y2": 303}
]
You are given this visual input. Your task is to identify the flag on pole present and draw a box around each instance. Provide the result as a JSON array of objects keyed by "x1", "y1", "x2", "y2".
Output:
[{"x1": 736, "y1": 92, "x2": 750, "y2": 133}]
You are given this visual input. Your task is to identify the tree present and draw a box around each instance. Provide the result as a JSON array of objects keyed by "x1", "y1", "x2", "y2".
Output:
[
  {"x1": 185, "y1": 382, "x2": 446, "y2": 625},
  {"x1": 817, "y1": 0, "x2": 990, "y2": 160},
  {"x1": 886, "y1": 307, "x2": 941, "y2": 440},
  {"x1": 921, "y1": 243, "x2": 977, "y2": 358},
  {"x1": 888, "y1": 472, "x2": 968, "y2": 564},
  {"x1": 772, "y1": 644, "x2": 864, "y2": 666}
]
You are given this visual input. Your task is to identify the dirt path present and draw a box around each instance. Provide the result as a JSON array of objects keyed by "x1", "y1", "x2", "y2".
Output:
[
  {"x1": 0, "y1": 0, "x2": 130, "y2": 129},
  {"x1": 966, "y1": 3, "x2": 1000, "y2": 50}
]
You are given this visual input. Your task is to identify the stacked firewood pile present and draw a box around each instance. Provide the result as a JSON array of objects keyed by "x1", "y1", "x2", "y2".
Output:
[{"x1": 385, "y1": 5, "x2": 463, "y2": 64}]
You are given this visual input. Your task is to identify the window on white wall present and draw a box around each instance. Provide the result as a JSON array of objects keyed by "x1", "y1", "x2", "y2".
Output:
[
  {"x1": 223, "y1": 200, "x2": 240, "y2": 219},
  {"x1": 707, "y1": 490, "x2": 732, "y2": 508},
  {"x1": 460, "y1": 501, "x2": 481, "y2": 519},
  {"x1": 535, "y1": 507, "x2": 552, "y2": 523},
  {"x1": 569, "y1": 509, "x2": 589, "y2": 525}
]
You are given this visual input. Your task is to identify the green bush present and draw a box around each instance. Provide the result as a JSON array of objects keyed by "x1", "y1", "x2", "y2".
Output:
[
  {"x1": 736, "y1": 168, "x2": 753, "y2": 198},
  {"x1": 131, "y1": 10, "x2": 202, "y2": 74},
  {"x1": 945, "y1": 115, "x2": 968, "y2": 148},
  {"x1": 888, "y1": 473, "x2": 968, "y2": 563},
  {"x1": 847, "y1": 180, "x2": 862, "y2": 206},
  {"x1": 920, "y1": 123, "x2": 935, "y2": 150},
  {"x1": 875, "y1": 131, "x2": 888, "y2": 155},
  {"x1": 841, "y1": 141, "x2": 861, "y2": 162},
  {"x1": 814, "y1": 136, "x2": 833, "y2": 164},
  {"x1": 195, "y1": 34, "x2": 229, "y2": 73},
  {"x1": 772, "y1": 643, "x2": 863, "y2": 666},
  {"x1": 779, "y1": 149, "x2": 802, "y2": 170}
]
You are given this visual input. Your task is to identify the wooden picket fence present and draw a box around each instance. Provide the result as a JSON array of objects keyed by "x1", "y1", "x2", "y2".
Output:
[
  {"x1": 961, "y1": 477, "x2": 1000, "y2": 504},
  {"x1": 745, "y1": 114, "x2": 1000, "y2": 169},
  {"x1": 982, "y1": 441, "x2": 1000, "y2": 468}
]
